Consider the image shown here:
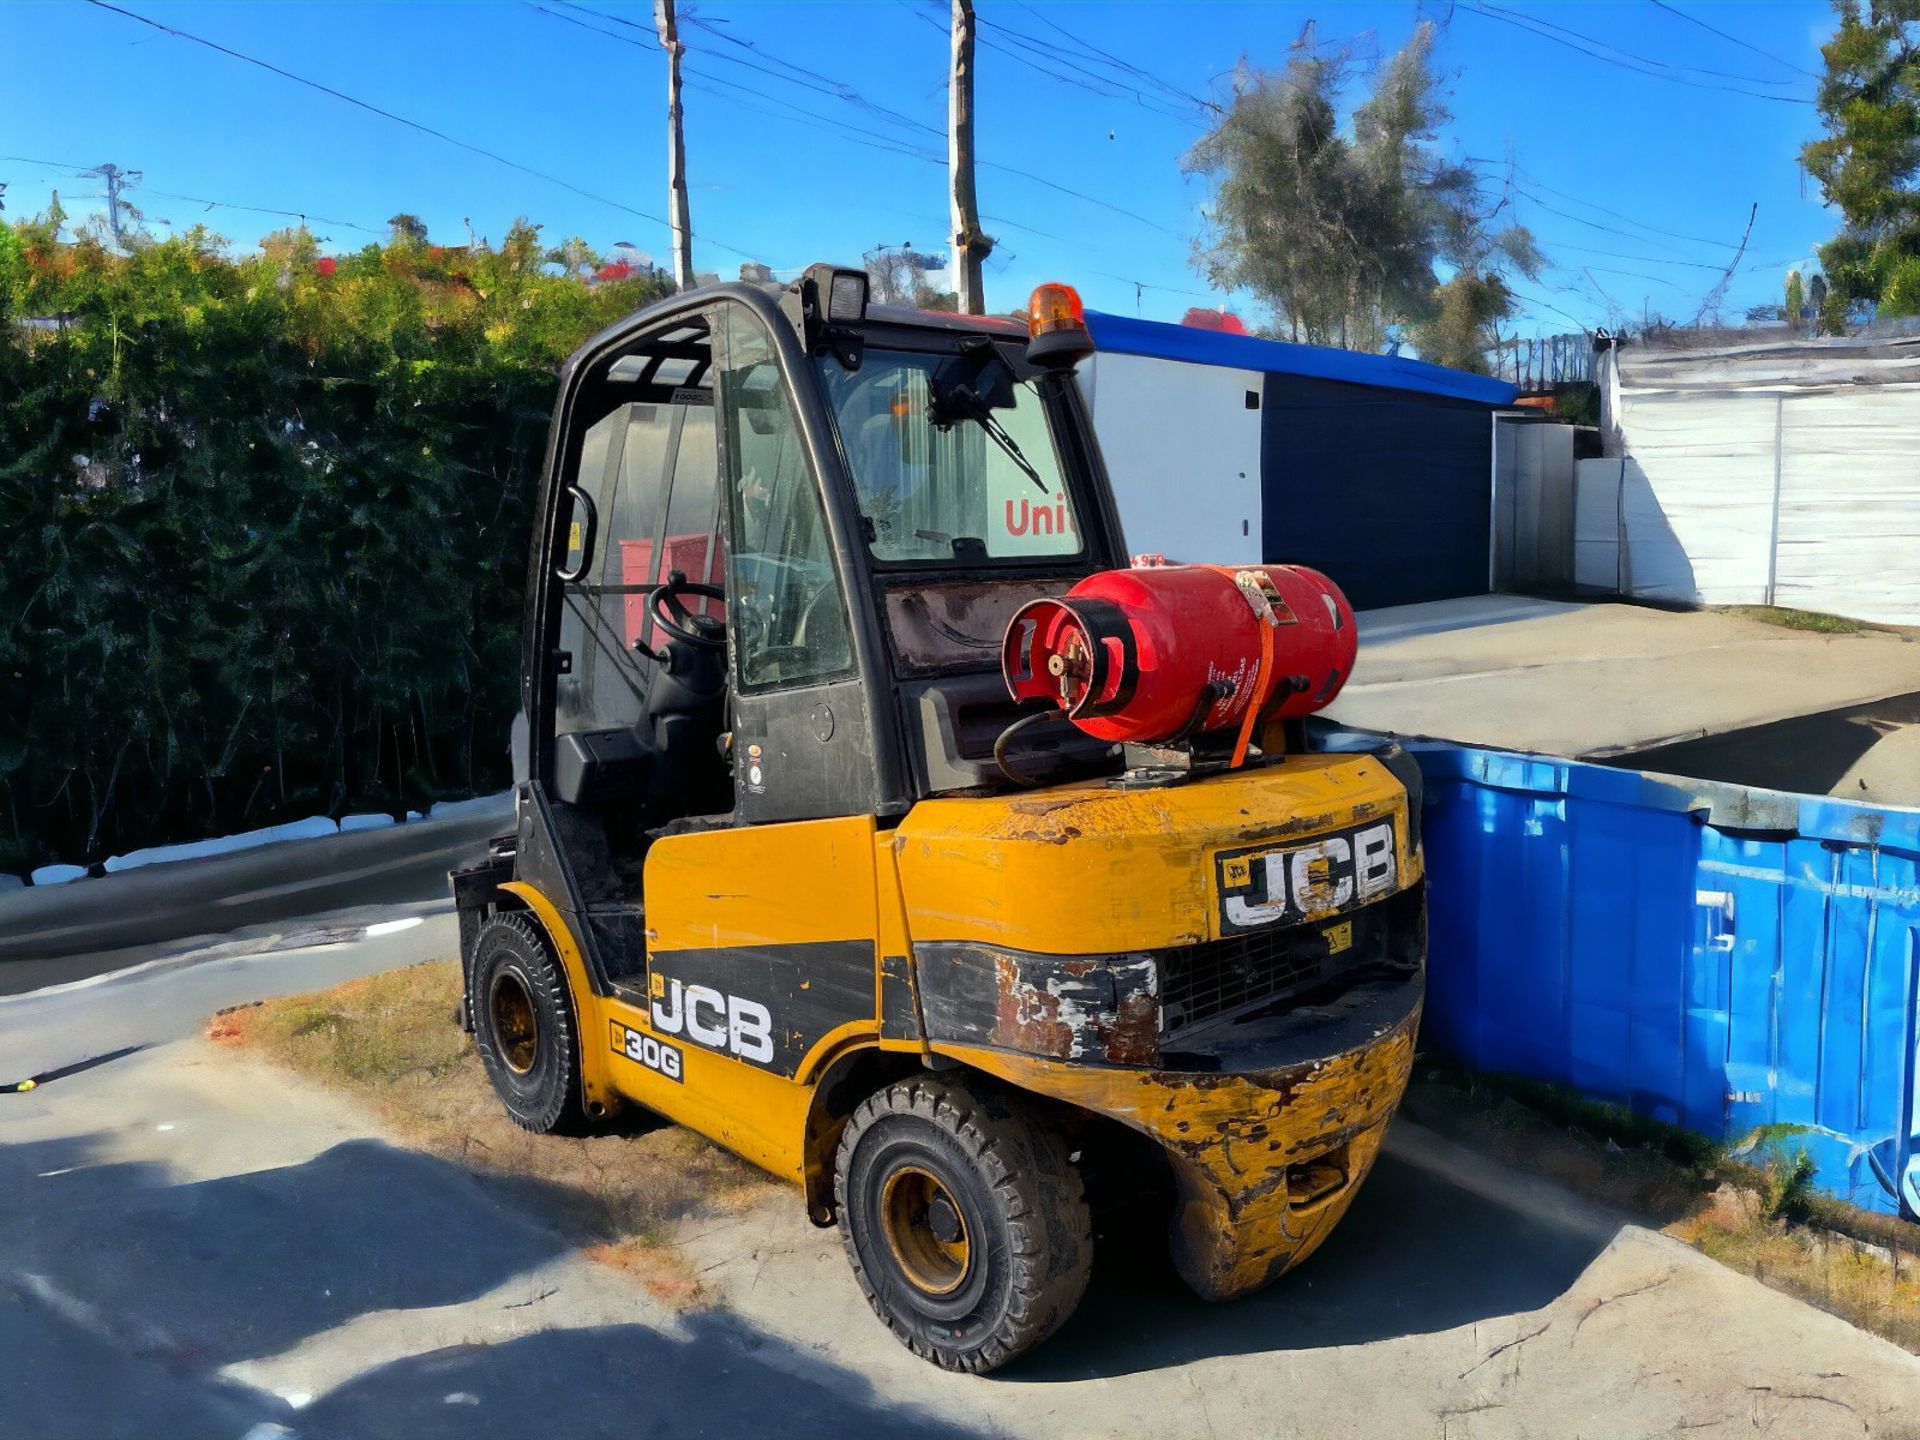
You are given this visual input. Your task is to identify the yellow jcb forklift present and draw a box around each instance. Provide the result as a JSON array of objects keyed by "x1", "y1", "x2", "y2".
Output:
[{"x1": 451, "y1": 268, "x2": 1425, "y2": 1372}]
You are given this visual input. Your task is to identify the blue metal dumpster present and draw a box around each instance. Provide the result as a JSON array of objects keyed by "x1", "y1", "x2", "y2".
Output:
[{"x1": 1411, "y1": 745, "x2": 1920, "y2": 1220}]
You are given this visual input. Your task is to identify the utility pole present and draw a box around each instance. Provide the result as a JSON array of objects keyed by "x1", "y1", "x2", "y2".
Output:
[
  {"x1": 654, "y1": 0, "x2": 695, "y2": 292},
  {"x1": 84, "y1": 163, "x2": 143, "y2": 248},
  {"x1": 948, "y1": 0, "x2": 991, "y2": 314}
]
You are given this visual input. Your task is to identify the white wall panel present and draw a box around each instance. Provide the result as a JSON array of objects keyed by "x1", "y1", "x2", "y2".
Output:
[
  {"x1": 1776, "y1": 390, "x2": 1920, "y2": 624},
  {"x1": 1079, "y1": 352, "x2": 1263, "y2": 564},
  {"x1": 1611, "y1": 391, "x2": 1776, "y2": 604},
  {"x1": 1573, "y1": 457, "x2": 1622, "y2": 591}
]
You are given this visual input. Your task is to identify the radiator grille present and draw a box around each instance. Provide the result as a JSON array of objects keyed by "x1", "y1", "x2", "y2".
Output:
[{"x1": 1159, "y1": 885, "x2": 1422, "y2": 1034}]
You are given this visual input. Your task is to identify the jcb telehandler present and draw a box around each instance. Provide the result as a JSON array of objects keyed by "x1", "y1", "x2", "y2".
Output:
[{"x1": 451, "y1": 268, "x2": 1426, "y2": 1372}]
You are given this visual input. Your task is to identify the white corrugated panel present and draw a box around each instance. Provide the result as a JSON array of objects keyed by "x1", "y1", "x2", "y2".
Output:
[
  {"x1": 1573, "y1": 457, "x2": 1621, "y2": 590},
  {"x1": 1079, "y1": 351, "x2": 1263, "y2": 564},
  {"x1": 1776, "y1": 390, "x2": 1920, "y2": 624},
  {"x1": 1611, "y1": 391, "x2": 1775, "y2": 604}
]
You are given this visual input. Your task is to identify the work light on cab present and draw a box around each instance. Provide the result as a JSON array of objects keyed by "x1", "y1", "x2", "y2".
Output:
[{"x1": 1025, "y1": 281, "x2": 1093, "y2": 369}]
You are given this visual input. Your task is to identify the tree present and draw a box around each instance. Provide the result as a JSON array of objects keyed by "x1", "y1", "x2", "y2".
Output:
[
  {"x1": 1785, "y1": 268, "x2": 1806, "y2": 331},
  {"x1": 387, "y1": 212, "x2": 430, "y2": 247},
  {"x1": 864, "y1": 243, "x2": 958, "y2": 311},
  {"x1": 0, "y1": 209, "x2": 671, "y2": 875},
  {"x1": 1801, "y1": 1, "x2": 1920, "y2": 316},
  {"x1": 1184, "y1": 22, "x2": 1541, "y2": 369}
]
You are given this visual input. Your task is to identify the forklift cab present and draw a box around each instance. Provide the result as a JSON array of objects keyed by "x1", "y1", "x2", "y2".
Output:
[
  {"x1": 456, "y1": 267, "x2": 1427, "y2": 1374},
  {"x1": 521, "y1": 270, "x2": 1126, "y2": 914}
]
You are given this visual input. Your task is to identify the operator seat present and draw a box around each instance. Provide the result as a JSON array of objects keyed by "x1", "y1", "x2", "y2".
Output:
[{"x1": 552, "y1": 574, "x2": 732, "y2": 826}]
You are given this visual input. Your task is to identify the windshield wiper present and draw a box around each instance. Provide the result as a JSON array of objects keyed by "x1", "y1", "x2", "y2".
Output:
[{"x1": 959, "y1": 394, "x2": 1049, "y2": 494}]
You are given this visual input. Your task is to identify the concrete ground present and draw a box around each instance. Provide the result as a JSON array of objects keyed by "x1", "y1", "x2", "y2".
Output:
[
  {"x1": 3, "y1": 924, "x2": 1916, "y2": 1439},
  {"x1": 1332, "y1": 595, "x2": 1920, "y2": 764}
]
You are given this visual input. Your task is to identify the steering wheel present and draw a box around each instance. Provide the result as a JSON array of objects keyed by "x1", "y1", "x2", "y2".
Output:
[{"x1": 648, "y1": 571, "x2": 727, "y2": 651}]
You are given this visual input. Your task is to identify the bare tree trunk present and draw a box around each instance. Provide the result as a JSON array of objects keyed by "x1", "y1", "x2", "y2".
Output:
[
  {"x1": 948, "y1": 0, "x2": 991, "y2": 314},
  {"x1": 655, "y1": 0, "x2": 695, "y2": 292}
]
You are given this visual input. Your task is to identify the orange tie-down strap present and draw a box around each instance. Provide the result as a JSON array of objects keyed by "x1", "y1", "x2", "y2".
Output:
[{"x1": 1205, "y1": 567, "x2": 1290, "y2": 769}]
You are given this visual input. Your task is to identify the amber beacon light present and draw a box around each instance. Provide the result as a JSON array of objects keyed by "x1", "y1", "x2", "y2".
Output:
[{"x1": 1025, "y1": 282, "x2": 1094, "y2": 369}]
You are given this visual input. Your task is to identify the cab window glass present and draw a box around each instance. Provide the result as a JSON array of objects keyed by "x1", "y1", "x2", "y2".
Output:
[
  {"x1": 718, "y1": 308, "x2": 853, "y2": 689},
  {"x1": 555, "y1": 408, "x2": 653, "y2": 736},
  {"x1": 819, "y1": 349, "x2": 1080, "y2": 565},
  {"x1": 661, "y1": 405, "x2": 722, "y2": 619}
]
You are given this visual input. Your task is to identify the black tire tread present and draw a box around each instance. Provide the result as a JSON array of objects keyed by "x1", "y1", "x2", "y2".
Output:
[
  {"x1": 471, "y1": 911, "x2": 588, "y2": 1136},
  {"x1": 832, "y1": 1074, "x2": 1093, "y2": 1373}
]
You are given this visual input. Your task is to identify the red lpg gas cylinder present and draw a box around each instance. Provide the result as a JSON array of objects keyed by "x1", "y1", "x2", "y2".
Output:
[{"x1": 1001, "y1": 564, "x2": 1357, "y2": 746}]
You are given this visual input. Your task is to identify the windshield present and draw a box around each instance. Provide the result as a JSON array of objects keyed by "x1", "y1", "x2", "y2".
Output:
[{"x1": 819, "y1": 348, "x2": 1083, "y2": 565}]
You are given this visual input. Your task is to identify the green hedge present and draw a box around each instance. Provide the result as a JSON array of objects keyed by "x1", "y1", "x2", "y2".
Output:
[{"x1": 0, "y1": 217, "x2": 669, "y2": 875}]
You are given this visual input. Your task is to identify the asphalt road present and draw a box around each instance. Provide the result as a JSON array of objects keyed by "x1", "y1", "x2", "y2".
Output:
[
  {"x1": 2, "y1": 922, "x2": 1916, "y2": 1438},
  {"x1": 0, "y1": 794, "x2": 509, "y2": 988}
]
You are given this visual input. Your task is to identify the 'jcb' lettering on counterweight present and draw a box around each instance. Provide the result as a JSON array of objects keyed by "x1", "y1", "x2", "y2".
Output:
[
  {"x1": 649, "y1": 976, "x2": 775, "y2": 1065},
  {"x1": 1216, "y1": 818, "x2": 1397, "y2": 933}
]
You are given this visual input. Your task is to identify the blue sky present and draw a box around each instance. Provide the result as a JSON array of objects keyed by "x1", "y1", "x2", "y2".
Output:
[{"x1": 2, "y1": 0, "x2": 1840, "y2": 336}]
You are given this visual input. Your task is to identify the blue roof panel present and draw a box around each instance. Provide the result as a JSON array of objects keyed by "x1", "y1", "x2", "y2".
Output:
[{"x1": 1084, "y1": 311, "x2": 1521, "y2": 406}]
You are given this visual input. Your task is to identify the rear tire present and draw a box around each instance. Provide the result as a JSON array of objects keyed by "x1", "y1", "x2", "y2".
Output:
[
  {"x1": 471, "y1": 912, "x2": 587, "y2": 1135},
  {"x1": 833, "y1": 1075, "x2": 1093, "y2": 1373}
]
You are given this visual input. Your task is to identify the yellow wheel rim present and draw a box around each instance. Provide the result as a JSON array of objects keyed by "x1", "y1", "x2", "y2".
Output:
[
  {"x1": 879, "y1": 1165, "x2": 971, "y2": 1297},
  {"x1": 490, "y1": 972, "x2": 539, "y2": 1076}
]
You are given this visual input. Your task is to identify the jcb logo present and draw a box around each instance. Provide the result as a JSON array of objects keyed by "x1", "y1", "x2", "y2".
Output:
[
  {"x1": 1217, "y1": 818, "x2": 1397, "y2": 934},
  {"x1": 650, "y1": 975, "x2": 775, "y2": 1065}
]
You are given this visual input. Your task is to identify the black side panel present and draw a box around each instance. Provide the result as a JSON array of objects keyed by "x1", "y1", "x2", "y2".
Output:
[
  {"x1": 1260, "y1": 375, "x2": 1492, "y2": 610},
  {"x1": 583, "y1": 904, "x2": 648, "y2": 985},
  {"x1": 730, "y1": 676, "x2": 880, "y2": 825},
  {"x1": 878, "y1": 952, "x2": 922, "y2": 1043},
  {"x1": 914, "y1": 941, "x2": 1161, "y2": 1067},
  {"x1": 645, "y1": 938, "x2": 874, "y2": 1078},
  {"x1": 515, "y1": 782, "x2": 613, "y2": 992}
]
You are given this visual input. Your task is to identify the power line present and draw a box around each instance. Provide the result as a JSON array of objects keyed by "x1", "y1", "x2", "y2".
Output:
[
  {"x1": 1511, "y1": 184, "x2": 1742, "y2": 256},
  {"x1": 1482, "y1": 164, "x2": 1748, "y2": 250},
  {"x1": 1012, "y1": 1, "x2": 1220, "y2": 114},
  {"x1": 0, "y1": 151, "x2": 96, "y2": 173},
  {"x1": 555, "y1": 0, "x2": 946, "y2": 141},
  {"x1": 0, "y1": 153, "x2": 385, "y2": 236},
  {"x1": 1540, "y1": 240, "x2": 1730, "y2": 272},
  {"x1": 1578, "y1": 264, "x2": 1690, "y2": 293},
  {"x1": 1087, "y1": 268, "x2": 1218, "y2": 300},
  {"x1": 1466, "y1": 0, "x2": 1797, "y2": 87},
  {"x1": 1647, "y1": 0, "x2": 1822, "y2": 81},
  {"x1": 961, "y1": 8, "x2": 1208, "y2": 126},
  {"x1": 144, "y1": 188, "x2": 383, "y2": 236},
  {"x1": 1456, "y1": 1, "x2": 1814, "y2": 104},
  {"x1": 84, "y1": 0, "x2": 766, "y2": 263},
  {"x1": 1505, "y1": 287, "x2": 1598, "y2": 334},
  {"x1": 1690, "y1": 201, "x2": 1758, "y2": 324},
  {"x1": 530, "y1": 0, "x2": 1180, "y2": 239},
  {"x1": 676, "y1": 8, "x2": 942, "y2": 138}
]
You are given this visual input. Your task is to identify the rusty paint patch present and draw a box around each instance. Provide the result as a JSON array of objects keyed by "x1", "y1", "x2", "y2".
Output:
[
  {"x1": 1105, "y1": 989, "x2": 1161, "y2": 1066},
  {"x1": 990, "y1": 953, "x2": 1076, "y2": 1059},
  {"x1": 935, "y1": 995, "x2": 1423, "y2": 1303},
  {"x1": 1008, "y1": 794, "x2": 1101, "y2": 817}
]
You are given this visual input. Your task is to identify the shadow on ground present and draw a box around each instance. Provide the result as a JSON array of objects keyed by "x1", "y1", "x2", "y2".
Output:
[
  {"x1": 299, "y1": 1312, "x2": 986, "y2": 1440},
  {"x1": 1596, "y1": 690, "x2": 1920, "y2": 793},
  {"x1": 0, "y1": 1130, "x2": 991, "y2": 1440},
  {"x1": 1007, "y1": 1148, "x2": 1615, "y2": 1382}
]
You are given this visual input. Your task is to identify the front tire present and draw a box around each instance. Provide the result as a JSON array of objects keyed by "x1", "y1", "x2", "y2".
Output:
[
  {"x1": 833, "y1": 1075, "x2": 1093, "y2": 1373},
  {"x1": 470, "y1": 912, "x2": 586, "y2": 1135}
]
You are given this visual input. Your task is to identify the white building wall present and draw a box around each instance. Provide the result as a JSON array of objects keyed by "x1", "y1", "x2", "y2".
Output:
[
  {"x1": 1607, "y1": 389, "x2": 1776, "y2": 605},
  {"x1": 1594, "y1": 337, "x2": 1920, "y2": 625},
  {"x1": 1078, "y1": 351, "x2": 1263, "y2": 564},
  {"x1": 1775, "y1": 389, "x2": 1920, "y2": 623}
]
